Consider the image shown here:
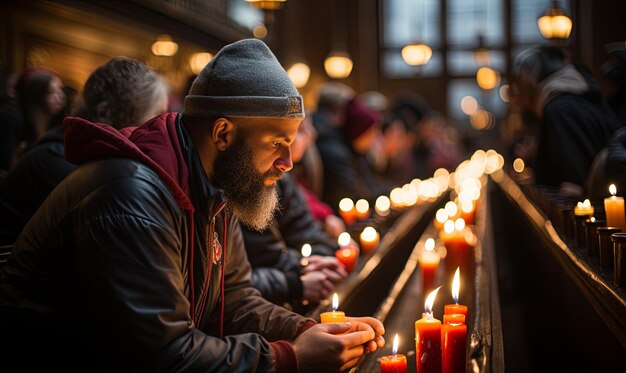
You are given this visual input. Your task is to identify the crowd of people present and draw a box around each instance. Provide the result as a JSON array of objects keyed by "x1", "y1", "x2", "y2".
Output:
[{"x1": 0, "y1": 36, "x2": 624, "y2": 371}]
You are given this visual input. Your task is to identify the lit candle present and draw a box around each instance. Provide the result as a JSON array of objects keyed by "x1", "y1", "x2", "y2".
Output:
[
  {"x1": 459, "y1": 199, "x2": 476, "y2": 226},
  {"x1": 442, "y1": 316, "x2": 467, "y2": 373},
  {"x1": 574, "y1": 199, "x2": 594, "y2": 217},
  {"x1": 320, "y1": 293, "x2": 345, "y2": 323},
  {"x1": 443, "y1": 313, "x2": 466, "y2": 325},
  {"x1": 379, "y1": 334, "x2": 407, "y2": 373},
  {"x1": 355, "y1": 199, "x2": 370, "y2": 220},
  {"x1": 419, "y1": 238, "x2": 440, "y2": 293},
  {"x1": 434, "y1": 208, "x2": 448, "y2": 230},
  {"x1": 390, "y1": 187, "x2": 405, "y2": 209},
  {"x1": 444, "y1": 268, "x2": 468, "y2": 317},
  {"x1": 375, "y1": 195, "x2": 391, "y2": 217},
  {"x1": 604, "y1": 185, "x2": 626, "y2": 232},
  {"x1": 440, "y1": 219, "x2": 474, "y2": 282},
  {"x1": 300, "y1": 243, "x2": 312, "y2": 266},
  {"x1": 415, "y1": 287, "x2": 442, "y2": 373},
  {"x1": 339, "y1": 198, "x2": 357, "y2": 226},
  {"x1": 359, "y1": 226, "x2": 379, "y2": 255},
  {"x1": 444, "y1": 201, "x2": 458, "y2": 220},
  {"x1": 335, "y1": 232, "x2": 359, "y2": 272}
]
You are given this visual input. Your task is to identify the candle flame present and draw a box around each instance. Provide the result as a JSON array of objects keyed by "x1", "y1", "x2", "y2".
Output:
[
  {"x1": 444, "y1": 220, "x2": 455, "y2": 234},
  {"x1": 301, "y1": 244, "x2": 312, "y2": 258},
  {"x1": 332, "y1": 293, "x2": 339, "y2": 311},
  {"x1": 454, "y1": 218, "x2": 465, "y2": 231},
  {"x1": 361, "y1": 226, "x2": 377, "y2": 241},
  {"x1": 425, "y1": 238, "x2": 435, "y2": 252},
  {"x1": 338, "y1": 232, "x2": 351, "y2": 247},
  {"x1": 590, "y1": 217, "x2": 596, "y2": 222},
  {"x1": 444, "y1": 201, "x2": 458, "y2": 217},
  {"x1": 355, "y1": 199, "x2": 369, "y2": 214},
  {"x1": 436, "y1": 208, "x2": 448, "y2": 224},
  {"x1": 583, "y1": 199, "x2": 591, "y2": 208},
  {"x1": 339, "y1": 198, "x2": 354, "y2": 212},
  {"x1": 424, "y1": 286, "x2": 442, "y2": 316},
  {"x1": 452, "y1": 267, "x2": 461, "y2": 303},
  {"x1": 610, "y1": 184, "x2": 617, "y2": 197},
  {"x1": 375, "y1": 195, "x2": 391, "y2": 214},
  {"x1": 392, "y1": 334, "x2": 399, "y2": 355}
]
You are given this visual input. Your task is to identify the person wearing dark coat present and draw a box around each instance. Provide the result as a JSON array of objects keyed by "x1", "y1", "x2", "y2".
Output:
[
  {"x1": 514, "y1": 46, "x2": 623, "y2": 189},
  {"x1": 0, "y1": 39, "x2": 384, "y2": 372},
  {"x1": 242, "y1": 173, "x2": 347, "y2": 307}
]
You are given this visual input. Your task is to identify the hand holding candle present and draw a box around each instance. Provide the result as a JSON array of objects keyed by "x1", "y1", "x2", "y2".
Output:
[
  {"x1": 415, "y1": 286, "x2": 442, "y2": 373},
  {"x1": 320, "y1": 293, "x2": 345, "y2": 323},
  {"x1": 379, "y1": 334, "x2": 407, "y2": 373}
]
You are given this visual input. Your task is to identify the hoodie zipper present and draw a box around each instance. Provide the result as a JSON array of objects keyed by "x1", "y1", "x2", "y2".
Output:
[{"x1": 194, "y1": 200, "x2": 227, "y2": 323}]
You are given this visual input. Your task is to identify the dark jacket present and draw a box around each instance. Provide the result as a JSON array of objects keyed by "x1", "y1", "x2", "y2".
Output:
[
  {"x1": 314, "y1": 110, "x2": 387, "y2": 210},
  {"x1": 242, "y1": 173, "x2": 338, "y2": 306},
  {"x1": 0, "y1": 125, "x2": 75, "y2": 245},
  {"x1": 535, "y1": 66, "x2": 623, "y2": 187},
  {"x1": 0, "y1": 113, "x2": 311, "y2": 372}
]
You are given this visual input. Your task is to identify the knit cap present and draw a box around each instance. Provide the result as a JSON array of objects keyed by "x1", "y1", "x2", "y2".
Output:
[
  {"x1": 344, "y1": 97, "x2": 381, "y2": 142},
  {"x1": 184, "y1": 38, "x2": 304, "y2": 118}
]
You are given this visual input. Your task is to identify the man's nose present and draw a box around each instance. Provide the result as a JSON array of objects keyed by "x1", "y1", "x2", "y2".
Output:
[{"x1": 274, "y1": 147, "x2": 293, "y2": 172}]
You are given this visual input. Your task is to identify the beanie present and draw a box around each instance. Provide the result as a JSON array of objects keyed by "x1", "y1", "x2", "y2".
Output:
[
  {"x1": 184, "y1": 38, "x2": 304, "y2": 118},
  {"x1": 344, "y1": 97, "x2": 381, "y2": 143}
]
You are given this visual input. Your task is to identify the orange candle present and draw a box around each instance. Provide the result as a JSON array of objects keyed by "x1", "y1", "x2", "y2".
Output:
[
  {"x1": 379, "y1": 334, "x2": 407, "y2": 373},
  {"x1": 419, "y1": 238, "x2": 440, "y2": 292},
  {"x1": 443, "y1": 313, "x2": 466, "y2": 325},
  {"x1": 335, "y1": 232, "x2": 359, "y2": 272},
  {"x1": 574, "y1": 199, "x2": 594, "y2": 217},
  {"x1": 441, "y1": 219, "x2": 474, "y2": 281},
  {"x1": 434, "y1": 208, "x2": 448, "y2": 230},
  {"x1": 339, "y1": 198, "x2": 357, "y2": 226},
  {"x1": 604, "y1": 185, "x2": 626, "y2": 232},
  {"x1": 320, "y1": 293, "x2": 346, "y2": 323},
  {"x1": 444, "y1": 268, "x2": 468, "y2": 317},
  {"x1": 459, "y1": 199, "x2": 476, "y2": 226},
  {"x1": 375, "y1": 195, "x2": 391, "y2": 217},
  {"x1": 415, "y1": 287, "x2": 442, "y2": 373},
  {"x1": 355, "y1": 199, "x2": 370, "y2": 221},
  {"x1": 359, "y1": 226, "x2": 379, "y2": 255}
]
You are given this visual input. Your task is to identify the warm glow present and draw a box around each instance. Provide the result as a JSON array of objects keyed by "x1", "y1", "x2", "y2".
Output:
[
  {"x1": 361, "y1": 226, "x2": 377, "y2": 242},
  {"x1": 538, "y1": 13, "x2": 572, "y2": 40},
  {"x1": 401, "y1": 43, "x2": 432, "y2": 66},
  {"x1": 287, "y1": 62, "x2": 310, "y2": 88},
  {"x1": 424, "y1": 286, "x2": 442, "y2": 316},
  {"x1": 375, "y1": 195, "x2": 391, "y2": 216},
  {"x1": 513, "y1": 158, "x2": 525, "y2": 173},
  {"x1": 461, "y1": 96, "x2": 478, "y2": 115},
  {"x1": 476, "y1": 67, "x2": 500, "y2": 90},
  {"x1": 402, "y1": 184, "x2": 419, "y2": 206},
  {"x1": 151, "y1": 34, "x2": 178, "y2": 57},
  {"x1": 444, "y1": 220, "x2": 455, "y2": 234},
  {"x1": 499, "y1": 84, "x2": 510, "y2": 103},
  {"x1": 470, "y1": 108, "x2": 494, "y2": 130},
  {"x1": 253, "y1": 24, "x2": 268, "y2": 39},
  {"x1": 455, "y1": 218, "x2": 465, "y2": 231},
  {"x1": 425, "y1": 238, "x2": 435, "y2": 252},
  {"x1": 610, "y1": 184, "x2": 617, "y2": 197},
  {"x1": 461, "y1": 200, "x2": 474, "y2": 214},
  {"x1": 338, "y1": 232, "x2": 351, "y2": 247},
  {"x1": 392, "y1": 334, "x2": 399, "y2": 355},
  {"x1": 332, "y1": 293, "x2": 339, "y2": 311},
  {"x1": 436, "y1": 209, "x2": 448, "y2": 224},
  {"x1": 324, "y1": 52, "x2": 353, "y2": 79},
  {"x1": 355, "y1": 199, "x2": 370, "y2": 214},
  {"x1": 445, "y1": 201, "x2": 458, "y2": 217},
  {"x1": 301, "y1": 243, "x2": 312, "y2": 258},
  {"x1": 339, "y1": 198, "x2": 354, "y2": 212},
  {"x1": 580, "y1": 199, "x2": 591, "y2": 209},
  {"x1": 189, "y1": 52, "x2": 213, "y2": 75},
  {"x1": 452, "y1": 267, "x2": 461, "y2": 303},
  {"x1": 390, "y1": 187, "x2": 405, "y2": 207},
  {"x1": 246, "y1": 0, "x2": 287, "y2": 10}
]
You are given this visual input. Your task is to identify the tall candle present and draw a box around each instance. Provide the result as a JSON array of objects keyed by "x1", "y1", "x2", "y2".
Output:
[
  {"x1": 444, "y1": 268, "x2": 468, "y2": 317},
  {"x1": 359, "y1": 226, "x2": 379, "y2": 255},
  {"x1": 419, "y1": 238, "x2": 440, "y2": 292},
  {"x1": 320, "y1": 293, "x2": 346, "y2": 323},
  {"x1": 415, "y1": 287, "x2": 442, "y2": 373},
  {"x1": 300, "y1": 243, "x2": 312, "y2": 267},
  {"x1": 604, "y1": 185, "x2": 626, "y2": 232},
  {"x1": 355, "y1": 199, "x2": 370, "y2": 221},
  {"x1": 379, "y1": 334, "x2": 407, "y2": 373},
  {"x1": 442, "y1": 320, "x2": 467, "y2": 373},
  {"x1": 339, "y1": 198, "x2": 357, "y2": 226},
  {"x1": 441, "y1": 219, "x2": 474, "y2": 280}
]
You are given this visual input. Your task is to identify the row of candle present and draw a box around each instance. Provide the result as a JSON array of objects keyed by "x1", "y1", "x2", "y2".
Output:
[{"x1": 319, "y1": 268, "x2": 468, "y2": 373}]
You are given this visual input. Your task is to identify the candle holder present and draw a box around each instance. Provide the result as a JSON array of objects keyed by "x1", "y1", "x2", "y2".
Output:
[
  {"x1": 585, "y1": 219, "x2": 605, "y2": 257},
  {"x1": 597, "y1": 227, "x2": 621, "y2": 268},
  {"x1": 574, "y1": 214, "x2": 592, "y2": 251},
  {"x1": 611, "y1": 233, "x2": 626, "y2": 287}
]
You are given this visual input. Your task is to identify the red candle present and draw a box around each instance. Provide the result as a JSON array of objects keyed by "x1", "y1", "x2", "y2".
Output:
[
  {"x1": 442, "y1": 321, "x2": 467, "y2": 373},
  {"x1": 415, "y1": 287, "x2": 442, "y2": 373},
  {"x1": 335, "y1": 233, "x2": 359, "y2": 272},
  {"x1": 444, "y1": 268, "x2": 468, "y2": 317},
  {"x1": 339, "y1": 198, "x2": 357, "y2": 226},
  {"x1": 443, "y1": 313, "x2": 466, "y2": 325},
  {"x1": 419, "y1": 238, "x2": 440, "y2": 292},
  {"x1": 379, "y1": 334, "x2": 407, "y2": 373},
  {"x1": 441, "y1": 219, "x2": 474, "y2": 282}
]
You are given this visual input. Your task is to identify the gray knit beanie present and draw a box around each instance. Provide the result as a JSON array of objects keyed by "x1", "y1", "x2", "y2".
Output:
[{"x1": 184, "y1": 38, "x2": 304, "y2": 118}]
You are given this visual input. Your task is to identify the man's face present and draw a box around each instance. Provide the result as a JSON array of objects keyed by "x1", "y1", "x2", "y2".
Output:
[{"x1": 212, "y1": 117, "x2": 301, "y2": 231}]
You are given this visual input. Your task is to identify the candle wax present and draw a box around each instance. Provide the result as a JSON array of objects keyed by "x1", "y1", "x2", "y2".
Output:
[
  {"x1": 419, "y1": 251, "x2": 440, "y2": 293},
  {"x1": 320, "y1": 310, "x2": 345, "y2": 324},
  {"x1": 443, "y1": 313, "x2": 466, "y2": 325},
  {"x1": 415, "y1": 316, "x2": 442, "y2": 373},
  {"x1": 360, "y1": 232, "x2": 379, "y2": 255},
  {"x1": 335, "y1": 246, "x2": 358, "y2": 272},
  {"x1": 339, "y1": 208, "x2": 356, "y2": 226},
  {"x1": 379, "y1": 354, "x2": 407, "y2": 373},
  {"x1": 444, "y1": 303, "x2": 468, "y2": 316},
  {"x1": 605, "y1": 196, "x2": 626, "y2": 232},
  {"x1": 442, "y1": 322, "x2": 467, "y2": 373}
]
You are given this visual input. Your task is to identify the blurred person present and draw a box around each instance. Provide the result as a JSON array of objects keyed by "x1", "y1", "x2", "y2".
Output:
[
  {"x1": 0, "y1": 57, "x2": 168, "y2": 246},
  {"x1": 0, "y1": 39, "x2": 384, "y2": 371},
  {"x1": 0, "y1": 67, "x2": 21, "y2": 174},
  {"x1": 513, "y1": 46, "x2": 622, "y2": 190},
  {"x1": 600, "y1": 44, "x2": 626, "y2": 125}
]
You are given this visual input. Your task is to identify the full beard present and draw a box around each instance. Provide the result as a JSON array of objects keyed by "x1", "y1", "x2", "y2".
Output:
[{"x1": 212, "y1": 134, "x2": 281, "y2": 232}]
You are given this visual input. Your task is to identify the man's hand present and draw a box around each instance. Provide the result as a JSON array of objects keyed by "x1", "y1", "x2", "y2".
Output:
[
  {"x1": 300, "y1": 271, "x2": 334, "y2": 303},
  {"x1": 292, "y1": 321, "x2": 383, "y2": 372},
  {"x1": 343, "y1": 316, "x2": 385, "y2": 353},
  {"x1": 324, "y1": 215, "x2": 346, "y2": 239},
  {"x1": 303, "y1": 256, "x2": 348, "y2": 285}
]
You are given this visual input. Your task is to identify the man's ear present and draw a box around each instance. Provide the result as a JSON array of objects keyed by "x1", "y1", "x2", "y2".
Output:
[{"x1": 212, "y1": 118, "x2": 236, "y2": 151}]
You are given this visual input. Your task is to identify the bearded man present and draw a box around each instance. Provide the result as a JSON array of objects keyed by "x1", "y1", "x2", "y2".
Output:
[{"x1": 0, "y1": 39, "x2": 384, "y2": 372}]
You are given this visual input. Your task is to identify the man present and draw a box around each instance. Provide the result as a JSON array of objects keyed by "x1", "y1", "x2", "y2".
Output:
[{"x1": 0, "y1": 39, "x2": 383, "y2": 371}]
